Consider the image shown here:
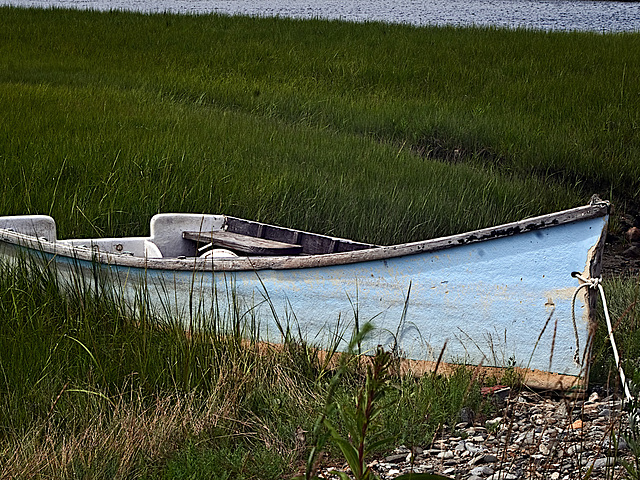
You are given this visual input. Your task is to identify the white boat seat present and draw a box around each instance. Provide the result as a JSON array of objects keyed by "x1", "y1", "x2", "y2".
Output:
[
  {"x1": 199, "y1": 248, "x2": 238, "y2": 259},
  {"x1": 144, "y1": 240, "x2": 163, "y2": 258}
]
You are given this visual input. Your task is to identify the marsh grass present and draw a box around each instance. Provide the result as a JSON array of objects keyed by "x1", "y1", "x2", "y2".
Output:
[
  {"x1": 0, "y1": 257, "x2": 493, "y2": 478},
  {"x1": 6, "y1": 7, "x2": 636, "y2": 243},
  {"x1": 0, "y1": 253, "x2": 637, "y2": 479},
  {"x1": 0, "y1": 256, "x2": 313, "y2": 478}
]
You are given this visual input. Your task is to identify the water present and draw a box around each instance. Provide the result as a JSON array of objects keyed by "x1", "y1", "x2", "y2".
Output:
[{"x1": 4, "y1": 0, "x2": 640, "y2": 32}]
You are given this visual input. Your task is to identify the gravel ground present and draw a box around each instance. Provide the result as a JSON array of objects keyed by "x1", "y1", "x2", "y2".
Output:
[{"x1": 314, "y1": 391, "x2": 635, "y2": 480}]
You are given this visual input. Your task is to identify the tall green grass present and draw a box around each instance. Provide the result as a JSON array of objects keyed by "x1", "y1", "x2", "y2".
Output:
[
  {"x1": 4, "y1": 7, "x2": 637, "y2": 243},
  {"x1": 0, "y1": 257, "x2": 487, "y2": 478},
  {"x1": 0, "y1": 80, "x2": 575, "y2": 244},
  {"x1": 0, "y1": 255, "x2": 634, "y2": 478}
]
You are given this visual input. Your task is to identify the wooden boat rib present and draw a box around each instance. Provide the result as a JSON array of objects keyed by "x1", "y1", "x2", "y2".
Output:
[{"x1": 0, "y1": 198, "x2": 610, "y2": 391}]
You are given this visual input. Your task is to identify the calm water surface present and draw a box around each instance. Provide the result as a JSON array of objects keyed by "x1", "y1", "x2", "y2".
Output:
[{"x1": 5, "y1": 0, "x2": 640, "y2": 32}]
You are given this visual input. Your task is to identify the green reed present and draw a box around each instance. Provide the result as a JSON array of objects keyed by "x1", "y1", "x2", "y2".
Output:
[
  {"x1": 1, "y1": 8, "x2": 636, "y2": 207},
  {"x1": 6, "y1": 7, "x2": 637, "y2": 244},
  {"x1": 0, "y1": 257, "x2": 489, "y2": 478}
]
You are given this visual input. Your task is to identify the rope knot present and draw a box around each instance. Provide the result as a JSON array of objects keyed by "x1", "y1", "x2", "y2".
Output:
[{"x1": 571, "y1": 272, "x2": 601, "y2": 289}]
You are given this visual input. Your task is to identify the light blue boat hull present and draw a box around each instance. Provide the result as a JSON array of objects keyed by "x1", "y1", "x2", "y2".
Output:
[{"x1": 0, "y1": 203, "x2": 609, "y2": 388}]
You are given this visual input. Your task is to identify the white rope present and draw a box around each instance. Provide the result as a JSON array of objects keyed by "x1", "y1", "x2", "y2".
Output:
[{"x1": 573, "y1": 273, "x2": 634, "y2": 402}]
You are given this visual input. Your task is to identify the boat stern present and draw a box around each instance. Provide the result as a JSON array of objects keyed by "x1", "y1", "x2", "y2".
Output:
[{"x1": 0, "y1": 215, "x2": 57, "y2": 242}]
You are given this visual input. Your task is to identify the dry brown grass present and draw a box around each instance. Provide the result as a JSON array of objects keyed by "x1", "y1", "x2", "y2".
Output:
[{"x1": 1, "y1": 389, "x2": 237, "y2": 479}]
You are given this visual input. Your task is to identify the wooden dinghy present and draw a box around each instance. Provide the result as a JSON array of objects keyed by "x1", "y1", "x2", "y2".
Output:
[{"x1": 0, "y1": 198, "x2": 609, "y2": 391}]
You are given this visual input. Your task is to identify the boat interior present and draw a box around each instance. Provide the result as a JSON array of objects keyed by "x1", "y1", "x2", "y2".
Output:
[{"x1": 0, "y1": 214, "x2": 377, "y2": 259}]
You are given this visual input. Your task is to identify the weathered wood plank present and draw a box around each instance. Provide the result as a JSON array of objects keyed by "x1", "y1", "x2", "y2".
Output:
[
  {"x1": 183, "y1": 231, "x2": 303, "y2": 256},
  {"x1": 224, "y1": 216, "x2": 377, "y2": 255}
]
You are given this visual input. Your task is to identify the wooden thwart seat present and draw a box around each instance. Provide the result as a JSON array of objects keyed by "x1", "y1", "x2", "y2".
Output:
[{"x1": 183, "y1": 231, "x2": 303, "y2": 256}]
